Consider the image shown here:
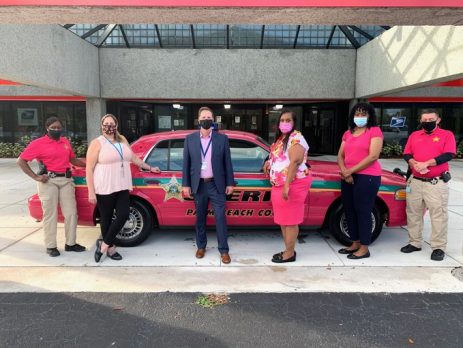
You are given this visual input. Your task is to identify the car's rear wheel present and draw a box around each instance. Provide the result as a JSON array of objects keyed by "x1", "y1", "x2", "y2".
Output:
[
  {"x1": 115, "y1": 200, "x2": 153, "y2": 247},
  {"x1": 329, "y1": 203, "x2": 383, "y2": 246}
]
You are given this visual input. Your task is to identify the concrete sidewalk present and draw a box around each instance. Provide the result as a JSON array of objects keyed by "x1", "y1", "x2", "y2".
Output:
[{"x1": 1, "y1": 158, "x2": 462, "y2": 293}]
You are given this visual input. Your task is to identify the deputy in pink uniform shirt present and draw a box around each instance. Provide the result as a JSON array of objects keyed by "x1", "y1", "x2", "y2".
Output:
[
  {"x1": 86, "y1": 114, "x2": 160, "y2": 263},
  {"x1": 17, "y1": 116, "x2": 86, "y2": 257},
  {"x1": 337, "y1": 103, "x2": 383, "y2": 260}
]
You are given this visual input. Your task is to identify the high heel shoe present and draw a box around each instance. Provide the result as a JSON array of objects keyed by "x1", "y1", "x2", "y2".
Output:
[{"x1": 94, "y1": 239, "x2": 103, "y2": 263}]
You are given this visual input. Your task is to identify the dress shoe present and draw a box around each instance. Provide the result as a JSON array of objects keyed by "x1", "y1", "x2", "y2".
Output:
[
  {"x1": 107, "y1": 251, "x2": 123, "y2": 261},
  {"x1": 272, "y1": 251, "x2": 284, "y2": 260},
  {"x1": 94, "y1": 239, "x2": 103, "y2": 263},
  {"x1": 347, "y1": 251, "x2": 370, "y2": 260},
  {"x1": 338, "y1": 247, "x2": 360, "y2": 255},
  {"x1": 46, "y1": 248, "x2": 60, "y2": 257},
  {"x1": 221, "y1": 253, "x2": 231, "y2": 264},
  {"x1": 65, "y1": 243, "x2": 86, "y2": 252},
  {"x1": 195, "y1": 248, "x2": 206, "y2": 259},
  {"x1": 400, "y1": 244, "x2": 422, "y2": 253},
  {"x1": 272, "y1": 251, "x2": 296, "y2": 263},
  {"x1": 431, "y1": 249, "x2": 445, "y2": 261}
]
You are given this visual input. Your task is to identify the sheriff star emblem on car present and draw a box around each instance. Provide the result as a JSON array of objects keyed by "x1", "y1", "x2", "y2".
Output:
[{"x1": 161, "y1": 176, "x2": 184, "y2": 202}]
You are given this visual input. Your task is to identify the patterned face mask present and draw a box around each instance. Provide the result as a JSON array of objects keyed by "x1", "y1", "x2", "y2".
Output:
[{"x1": 102, "y1": 124, "x2": 117, "y2": 135}]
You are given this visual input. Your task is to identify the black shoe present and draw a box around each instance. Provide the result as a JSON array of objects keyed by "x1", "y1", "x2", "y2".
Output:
[
  {"x1": 46, "y1": 248, "x2": 60, "y2": 257},
  {"x1": 431, "y1": 249, "x2": 445, "y2": 261},
  {"x1": 272, "y1": 251, "x2": 284, "y2": 260},
  {"x1": 94, "y1": 239, "x2": 103, "y2": 263},
  {"x1": 65, "y1": 243, "x2": 86, "y2": 252},
  {"x1": 347, "y1": 251, "x2": 370, "y2": 260},
  {"x1": 400, "y1": 244, "x2": 422, "y2": 253},
  {"x1": 338, "y1": 247, "x2": 360, "y2": 255},
  {"x1": 272, "y1": 251, "x2": 296, "y2": 263},
  {"x1": 107, "y1": 251, "x2": 123, "y2": 261}
]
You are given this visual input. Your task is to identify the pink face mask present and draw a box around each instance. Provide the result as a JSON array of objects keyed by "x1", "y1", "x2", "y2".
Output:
[{"x1": 279, "y1": 122, "x2": 293, "y2": 134}]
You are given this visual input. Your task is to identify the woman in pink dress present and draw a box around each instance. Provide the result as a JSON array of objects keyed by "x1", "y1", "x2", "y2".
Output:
[
  {"x1": 264, "y1": 109, "x2": 312, "y2": 263},
  {"x1": 337, "y1": 103, "x2": 383, "y2": 259},
  {"x1": 86, "y1": 114, "x2": 160, "y2": 262}
]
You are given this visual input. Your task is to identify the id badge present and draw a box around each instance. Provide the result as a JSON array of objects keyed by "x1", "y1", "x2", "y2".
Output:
[
  {"x1": 406, "y1": 185, "x2": 411, "y2": 193},
  {"x1": 201, "y1": 161, "x2": 208, "y2": 171}
]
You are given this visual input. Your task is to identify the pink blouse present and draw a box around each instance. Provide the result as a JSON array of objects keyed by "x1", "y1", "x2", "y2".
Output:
[
  {"x1": 93, "y1": 136, "x2": 133, "y2": 195},
  {"x1": 342, "y1": 126, "x2": 383, "y2": 176}
]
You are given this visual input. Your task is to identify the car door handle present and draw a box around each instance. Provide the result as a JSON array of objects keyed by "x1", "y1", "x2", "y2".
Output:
[{"x1": 145, "y1": 179, "x2": 160, "y2": 185}]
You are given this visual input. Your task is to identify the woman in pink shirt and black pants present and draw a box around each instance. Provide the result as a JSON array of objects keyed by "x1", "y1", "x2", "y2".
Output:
[{"x1": 337, "y1": 103, "x2": 384, "y2": 259}]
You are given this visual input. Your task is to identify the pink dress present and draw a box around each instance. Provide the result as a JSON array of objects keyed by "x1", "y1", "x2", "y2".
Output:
[
  {"x1": 93, "y1": 136, "x2": 133, "y2": 195},
  {"x1": 269, "y1": 131, "x2": 312, "y2": 225}
]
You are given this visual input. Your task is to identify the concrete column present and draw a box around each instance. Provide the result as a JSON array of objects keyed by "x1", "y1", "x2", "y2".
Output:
[{"x1": 86, "y1": 98, "x2": 106, "y2": 143}]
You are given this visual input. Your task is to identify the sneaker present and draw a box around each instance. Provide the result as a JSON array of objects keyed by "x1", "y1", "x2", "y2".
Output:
[
  {"x1": 400, "y1": 244, "x2": 422, "y2": 253},
  {"x1": 431, "y1": 249, "x2": 445, "y2": 261},
  {"x1": 65, "y1": 243, "x2": 86, "y2": 252},
  {"x1": 46, "y1": 248, "x2": 60, "y2": 257}
]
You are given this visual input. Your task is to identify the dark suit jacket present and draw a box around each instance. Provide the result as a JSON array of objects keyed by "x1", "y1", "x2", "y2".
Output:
[{"x1": 183, "y1": 130, "x2": 234, "y2": 194}]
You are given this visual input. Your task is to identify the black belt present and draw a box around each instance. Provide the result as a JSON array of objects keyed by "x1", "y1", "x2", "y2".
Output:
[
  {"x1": 200, "y1": 177, "x2": 214, "y2": 183},
  {"x1": 47, "y1": 171, "x2": 66, "y2": 178},
  {"x1": 413, "y1": 176, "x2": 441, "y2": 184}
]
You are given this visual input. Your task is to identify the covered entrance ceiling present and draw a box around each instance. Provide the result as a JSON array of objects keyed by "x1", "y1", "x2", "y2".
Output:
[{"x1": 0, "y1": 1, "x2": 463, "y2": 25}]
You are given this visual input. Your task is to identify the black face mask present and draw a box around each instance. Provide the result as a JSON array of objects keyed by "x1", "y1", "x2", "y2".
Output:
[
  {"x1": 48, "y1": 129, "x2": 62, "y2": 140},
  {"x1": 421, "y1": 121, "x2": 437, "y2": 133},
  {"x1": 199, "y1": 119, "x2": 213, "y2": 130}
]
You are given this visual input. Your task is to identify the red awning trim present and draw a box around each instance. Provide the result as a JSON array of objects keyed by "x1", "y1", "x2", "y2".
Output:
[
  {"x1": 369, "y1": 97, "x2": 463, "y2": 103},
  {"x1": 0, "y1": 96, "x2": 85, "y2": 101},
  {"x1": 0, "y1": 0, "x2": 461, "y2": 8},
  {"x1": 0, "y1": 79, "x2": 21, "y2": 85}
]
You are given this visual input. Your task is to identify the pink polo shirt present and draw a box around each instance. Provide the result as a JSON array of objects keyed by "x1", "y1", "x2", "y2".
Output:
[
  {"x1": 342, "y1": 126, "x2": 383, "y2": 176},
  {"x1": 403, "y1": 127, "x2": 456, "y2": 178},
  {"x1": 200, "y1": 131, "x2": 213, "y2": 179},
  {"x1": 20, "y1": 135, "x2": 75, "y2": 173}
]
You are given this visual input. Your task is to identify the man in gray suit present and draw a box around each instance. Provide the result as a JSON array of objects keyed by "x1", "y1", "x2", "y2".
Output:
[{"x1": 182, "y1": 107, "x2": 235, "y2": 264}]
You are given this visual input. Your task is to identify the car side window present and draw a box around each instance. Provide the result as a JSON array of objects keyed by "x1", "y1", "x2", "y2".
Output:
[
  {"x1": 229, "y1": 139, "x2": 269, "y2": 173},
  {"x1": 145, "y1": 139, "x2": 185, "y2": 171}
]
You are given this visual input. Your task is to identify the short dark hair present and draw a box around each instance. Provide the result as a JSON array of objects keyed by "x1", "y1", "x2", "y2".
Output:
[
  {"x1": 275, "y1": 108, "x2": 297, "y2": 150},
  {"x1": 45, "y1": 116, "x2": 61, "y2": 128},
  {"x1": 348, "y1": 102, "x2": 377, "y2": 132},
  {"x1": 198, "y1": 106, "x2": 214, "y2": 118},
  {"x1": 420, "y1": 109, "x2": 440, "y2": 118}
]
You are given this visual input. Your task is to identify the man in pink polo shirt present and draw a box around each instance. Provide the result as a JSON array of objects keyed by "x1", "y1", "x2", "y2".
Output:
[{"x1": 401, "y1": 109, "x2": 456, "y2": 261}]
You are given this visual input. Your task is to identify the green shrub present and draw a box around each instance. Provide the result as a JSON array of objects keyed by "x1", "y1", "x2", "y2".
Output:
[
  {"x1": 0, "y1": 136, "x2": 87, "y2": 158},
  {"x1": 381, "y1": 142, "x2": 403, "y2": 158},
  {"x1": 457, "y1": 141, "x2": 463, "y2": 159}
]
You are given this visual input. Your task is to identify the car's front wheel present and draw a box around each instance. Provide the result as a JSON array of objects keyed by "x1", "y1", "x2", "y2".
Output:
[
  {"x1": 115, "y1": 200, "x2": 153, "y2": 247},
  {"x1": 329, "y1": 203, "x2": 383, "y2": 246}
]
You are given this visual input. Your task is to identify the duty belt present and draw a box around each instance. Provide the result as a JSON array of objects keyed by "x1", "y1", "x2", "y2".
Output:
[
  {"x1": 47, "y1": 171, "x2": 66, "y2": 178},
  {"x1": 413, "y1": 176, "x2": 441, "y2": 185}
]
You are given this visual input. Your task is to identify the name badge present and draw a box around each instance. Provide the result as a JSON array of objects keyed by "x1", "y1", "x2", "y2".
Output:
[{"x1": 201, "y1": 161, "x2": 208, "y2": 171}]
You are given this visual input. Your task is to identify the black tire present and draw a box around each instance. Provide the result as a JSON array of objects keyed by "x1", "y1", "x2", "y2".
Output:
[
  {"x1": 114, "y1": 200, "x2": 153, "y2": 247},
  {"x1": 328, "y1": 203, "x2": 383, "y2": 246}
]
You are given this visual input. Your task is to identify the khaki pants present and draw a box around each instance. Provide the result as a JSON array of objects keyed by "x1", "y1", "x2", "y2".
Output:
[
  {"x1": 406, "y1": 177, "x2": 449, "y2": 251},
  {"x1": 37, "y1": 177, "x2": 77, "y2": 249}
]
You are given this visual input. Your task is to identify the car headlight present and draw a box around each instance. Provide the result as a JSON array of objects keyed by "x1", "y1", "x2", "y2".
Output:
[{"x1": 394, "y1": 188, "x2": 407, "y2": 201}]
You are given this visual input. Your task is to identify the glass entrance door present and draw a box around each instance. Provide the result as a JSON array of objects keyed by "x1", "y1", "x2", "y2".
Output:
[{"x1": 303, "y1": 107, "x2": 335, "y2": 154}]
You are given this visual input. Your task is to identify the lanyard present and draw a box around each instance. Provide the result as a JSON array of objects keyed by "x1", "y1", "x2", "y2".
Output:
[
  {"x1": 200, "y1": 137, "x2": 212, "y2": 159},
  {"x1": 107, "y1": 139, "x2": 124, "y2": 167}
]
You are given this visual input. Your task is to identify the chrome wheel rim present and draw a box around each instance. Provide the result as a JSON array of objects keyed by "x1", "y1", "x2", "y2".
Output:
[
  {"x1": 116, "y1": 206, "x2": 144, "y2": 241},
  {"x1": 339, "y1": 212, "x2": 376, "y2": 238}
]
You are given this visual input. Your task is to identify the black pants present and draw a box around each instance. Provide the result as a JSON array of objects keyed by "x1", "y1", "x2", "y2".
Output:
[
  {"x1": 341, "y1": 174, "x2": 381, "y2": 246},
  {"x1": 96, "y1": 190, "x2": 130, "y2": 246}
]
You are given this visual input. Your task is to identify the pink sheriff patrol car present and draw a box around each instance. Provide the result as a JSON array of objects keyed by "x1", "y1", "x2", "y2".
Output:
[{"x1": 28, "y1": 130, "x2": 407, "y2": 247}]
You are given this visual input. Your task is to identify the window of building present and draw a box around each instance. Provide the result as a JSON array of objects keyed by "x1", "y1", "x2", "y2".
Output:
[{"x1": 380, "y1": 106, "x2": 411, "y2": 147}]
